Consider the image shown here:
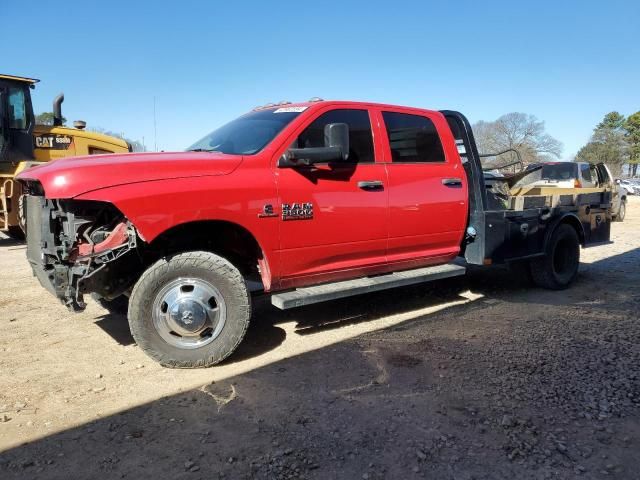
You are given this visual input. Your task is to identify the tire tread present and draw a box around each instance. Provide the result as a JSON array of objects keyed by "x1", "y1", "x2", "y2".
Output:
[{"x1": 128, "y1": 251, "x2": 250, "y2": 368}]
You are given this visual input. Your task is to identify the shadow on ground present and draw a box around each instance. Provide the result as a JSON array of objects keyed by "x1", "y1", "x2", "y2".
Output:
[{"x1": 2, "y1": 248, "x2": 639, "y2": 480}]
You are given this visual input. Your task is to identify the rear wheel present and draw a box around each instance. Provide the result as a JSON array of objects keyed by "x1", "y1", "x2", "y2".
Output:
[
  {"x1": 530, "y1": 224, "x2": 580, "y2": 290},
  {"x1": 128, "y1": 251, "x2": 250, "y2": 368}
]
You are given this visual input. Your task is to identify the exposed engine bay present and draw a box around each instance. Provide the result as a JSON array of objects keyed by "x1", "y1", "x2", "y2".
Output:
[{"x1": 22, "y1": 184, "x2": 140, "y2": 311}]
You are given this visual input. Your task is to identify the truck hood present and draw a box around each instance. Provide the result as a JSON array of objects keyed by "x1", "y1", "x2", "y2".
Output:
[{"x1": 17, "y1": 151, "x2": 243, "y2": 198}]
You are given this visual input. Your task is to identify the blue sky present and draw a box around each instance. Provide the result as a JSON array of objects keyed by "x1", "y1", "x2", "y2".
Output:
[{"x1": 4, "y1": 0, "x2": 639, "y2": 159}]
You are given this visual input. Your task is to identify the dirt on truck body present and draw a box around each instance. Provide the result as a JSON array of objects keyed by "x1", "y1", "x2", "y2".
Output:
[{"x1": 16, "y1": 100, "x2": 612, "y2": 368}]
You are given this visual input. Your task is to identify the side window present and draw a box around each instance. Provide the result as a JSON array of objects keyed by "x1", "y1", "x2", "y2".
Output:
[
  {"x1": 382, "y1": 111, "x2": 445, "y2": 163},
  {"x1": 580, "y1": 163, "x2": 593, "y2": 183},
  {"x1": 8, "y1": 87, "x2": 27, "y2": 130},
  {"x1": 296, "y1": 109, "x2": 374, "y2": 163}
]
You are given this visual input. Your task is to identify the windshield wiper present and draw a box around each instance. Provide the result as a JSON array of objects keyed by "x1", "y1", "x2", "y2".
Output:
[{"x1": 187, "y1": 148, "x2": 221, "y2": 153}]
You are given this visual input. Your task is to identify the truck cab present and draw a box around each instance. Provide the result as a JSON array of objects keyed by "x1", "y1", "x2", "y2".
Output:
[{"x1": 17, "y1": 100, "x2": 612, "y2": 368}]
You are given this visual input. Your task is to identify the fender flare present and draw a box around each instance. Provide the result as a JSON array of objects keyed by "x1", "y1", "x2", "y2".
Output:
[{"x1": 542, "y1": 212, "x2": 585, "y2": 251}]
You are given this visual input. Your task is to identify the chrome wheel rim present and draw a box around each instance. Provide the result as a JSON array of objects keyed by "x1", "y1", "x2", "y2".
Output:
[{"x1": 152, "y1": 277, "x2": 226, "y2": 349}]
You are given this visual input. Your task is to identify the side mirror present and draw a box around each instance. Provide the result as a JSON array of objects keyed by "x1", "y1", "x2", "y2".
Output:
[{"x1": 278, "y1": 122, "x2": 349, "y2": 167}]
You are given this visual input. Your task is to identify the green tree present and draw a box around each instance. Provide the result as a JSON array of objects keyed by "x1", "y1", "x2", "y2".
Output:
[
  {"x1": 576, "y1": 111, "x2": 629, "y2": 177},
  {"x1": 35, "y1": 112, "x2": 67, "y2": 126},
  {"x1": 597, "y1": 111, "x2": 626, "y2": 130},
  {"x1": 624, "y1": 111, "x2": 640, "y2": 177}
]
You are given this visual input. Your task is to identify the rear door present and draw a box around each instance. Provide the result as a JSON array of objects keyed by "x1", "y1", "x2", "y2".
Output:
[
  {"x1": 595, "y1": 163, "x2": 619, "y2": 212},
  {"x1": 275, "y1": 107, "x2": 389, "y2": 288},
  {"x1": 579, "y1": 163, "x2": 597, "y2": 187},
  {"x1": 377, "y1": 108, "x2": 468, "y2": 267}
]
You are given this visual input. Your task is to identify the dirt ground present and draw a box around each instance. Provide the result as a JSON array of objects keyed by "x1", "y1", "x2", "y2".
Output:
[{"x1": 0, "y1": 198, "x2": 639, "y2": 480}]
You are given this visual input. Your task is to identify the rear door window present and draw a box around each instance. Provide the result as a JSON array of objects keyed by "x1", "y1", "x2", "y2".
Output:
[
  {"x1": 540, "y1": 163, "x2": 577, "y2": 180},
  {"x1": 381, "y1": 112, "x2": 445, "y2": 163},
  {"x1": 580, "y1": 163, "x2": 594, "y2": 185}
]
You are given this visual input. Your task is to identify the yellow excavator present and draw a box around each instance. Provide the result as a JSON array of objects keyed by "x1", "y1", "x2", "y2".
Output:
[{"x1": 0, "y1": 74, "x2": 131, "y2": 237}]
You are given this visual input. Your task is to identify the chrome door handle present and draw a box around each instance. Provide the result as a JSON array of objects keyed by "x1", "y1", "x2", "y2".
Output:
[
  {"x1": 357, "y1": 180, "x2": 384, "y2": 191},
  {"x1": 442, "y1": 177, "x2": 463, "y2": 187}
]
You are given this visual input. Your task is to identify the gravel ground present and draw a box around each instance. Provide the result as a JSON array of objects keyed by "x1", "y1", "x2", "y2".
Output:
[{"x1": 0, "y1": 197, "x2": 638, "y2": 479}]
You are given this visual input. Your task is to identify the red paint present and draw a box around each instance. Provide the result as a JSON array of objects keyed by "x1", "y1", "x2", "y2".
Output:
[{"x1": 18, "y1": 101, "x2": 469, "y2": 292}]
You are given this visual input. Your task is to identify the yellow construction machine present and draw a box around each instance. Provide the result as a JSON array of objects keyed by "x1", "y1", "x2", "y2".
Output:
[{"x1": 0, "y1": 74, "x2": 131, "y2": 237}]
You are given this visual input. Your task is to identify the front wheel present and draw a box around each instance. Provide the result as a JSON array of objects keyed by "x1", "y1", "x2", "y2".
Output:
[
  {"x1": 128, "y1": 251, "x2": 251, "y2": 368},
  {"x1": 530, "y1": 224, "x2": 580, "y2": 290}
]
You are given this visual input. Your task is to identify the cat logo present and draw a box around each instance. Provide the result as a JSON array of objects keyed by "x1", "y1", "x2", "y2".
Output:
[{"x1": 34, "y1": 135, "x2": 73, "y2": 150}]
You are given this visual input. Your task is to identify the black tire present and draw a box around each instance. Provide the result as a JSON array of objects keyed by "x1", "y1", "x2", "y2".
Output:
[
  {"x1": 6, "y1": 226, "x2": 25, "y2": 240},
  {"x1": 92, "y1": 293, "x2": 129, "y2": 315},
  {"x1": 529, "y1": 224, "x2": 580, "y2": 290},
  {"x1": 128, "y1": 251, "x2": 250, "y2": 368},
  {"x1": 615, "y1": 199, "x2": 626, "y2": 222}
]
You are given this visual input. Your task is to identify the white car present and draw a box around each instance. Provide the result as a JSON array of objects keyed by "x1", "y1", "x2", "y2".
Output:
[{"x1": 619, "y1": 180, "x2": 636, "y2": 195}]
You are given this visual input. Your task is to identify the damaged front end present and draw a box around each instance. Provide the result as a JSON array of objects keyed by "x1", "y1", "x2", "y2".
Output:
[{"x1": 22, "y1": 187, "x2": 140, "y2": 311}]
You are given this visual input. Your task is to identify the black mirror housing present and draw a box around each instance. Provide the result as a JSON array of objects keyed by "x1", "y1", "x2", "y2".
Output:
[
  {"x1": 279, "y1": 122, "x2": 350, "y2": 167},
  {"x1": 324, "y1": 123, "x2": 349, "y2": 161}
]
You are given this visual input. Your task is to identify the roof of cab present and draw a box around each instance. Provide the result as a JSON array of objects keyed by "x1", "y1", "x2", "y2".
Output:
[
  {"x1": 253, "y1": 99, "x2": 441, "y2": 115},
  {"x1": 0, "y1": 74, "x2": 40, "y2": 84}
]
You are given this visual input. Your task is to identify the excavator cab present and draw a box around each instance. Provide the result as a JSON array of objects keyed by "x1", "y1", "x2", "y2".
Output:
[
  {"x1": 0, "y1": 75, "x2": 39, "y2": 236},
  {"x1": 0, "y1": 74, "x2": 37, "y2": 169}
]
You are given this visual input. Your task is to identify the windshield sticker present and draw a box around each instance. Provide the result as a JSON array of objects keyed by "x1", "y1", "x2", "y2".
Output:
[{"x1": 273, "y1": 106, "x2": 308, "y2": 113}]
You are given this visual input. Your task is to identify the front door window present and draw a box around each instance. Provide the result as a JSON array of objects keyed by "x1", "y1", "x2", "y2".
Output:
[{"x1": 8, "y1": 87, "x2": 27, "y2": 130}]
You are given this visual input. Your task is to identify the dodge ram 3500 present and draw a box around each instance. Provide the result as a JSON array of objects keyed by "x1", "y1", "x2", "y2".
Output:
[{"x1": 17, "y1": 101, "x2": 612, "y2": 368}]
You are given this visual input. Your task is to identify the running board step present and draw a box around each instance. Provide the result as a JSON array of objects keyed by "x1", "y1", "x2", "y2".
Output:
[{"x1": 271, "y1": 263, "x2": 466, "y2": 310}]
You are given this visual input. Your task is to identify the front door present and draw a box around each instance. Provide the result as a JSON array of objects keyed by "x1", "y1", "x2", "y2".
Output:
[
  {"x1": 275, "y1": 107, "x2": 388, "y2": 288},
  {"x1": 379, "y1": 108, "x2": 468, "y2": 267}
]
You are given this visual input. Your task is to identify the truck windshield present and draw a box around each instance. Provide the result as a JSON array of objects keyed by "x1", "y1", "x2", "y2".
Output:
[
  {"x1": 187, "y1": 109, "x2": 302, "y2": 155},
  {"x1": 539, "y1": 163, "x2": 577, "y2": 180}
]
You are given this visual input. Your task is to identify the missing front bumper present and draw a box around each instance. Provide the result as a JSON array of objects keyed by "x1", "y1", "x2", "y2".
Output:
[{"x1": 23, "y1": 194, "x2": 136, "y2": 311}]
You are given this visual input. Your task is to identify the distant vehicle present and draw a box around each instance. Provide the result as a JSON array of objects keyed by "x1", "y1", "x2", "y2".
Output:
[
  {"x1": 517, "y1": 162, "x2": 626, "y2": 222},
  {"x1": 522, "y1": 161, "x2": 598, "y2": 188},
  {"x1": 610, "y1": 179, "x2": 628, "y2": 222},
  {"x1": 619, "y1": 179, "x2": 636, "y2": 195}
]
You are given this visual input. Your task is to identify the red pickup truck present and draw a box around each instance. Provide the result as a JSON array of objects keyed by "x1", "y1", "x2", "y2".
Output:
[{"x1": 17, "y1": 100, "x2": 612, "y2": 367}]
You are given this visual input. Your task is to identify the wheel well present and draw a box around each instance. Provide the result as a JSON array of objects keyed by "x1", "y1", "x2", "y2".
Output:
[
  {"x1": 147, "y1": 220, "x2": 268, "y2": 285},
  {"x1": 556, "y1": 215, "x2": 585, "y2": 246}
]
